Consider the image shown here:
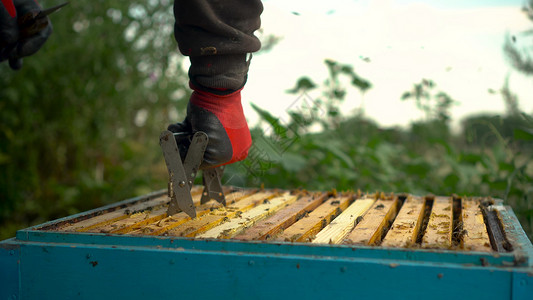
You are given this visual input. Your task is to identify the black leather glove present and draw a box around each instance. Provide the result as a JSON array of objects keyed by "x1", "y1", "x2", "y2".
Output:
[
  {"x1": 0, "y1": 0, "x2": 52, "y2": 70},
  {"x1": 168, "y1": 87, "x2": 252, "y2": 169}
]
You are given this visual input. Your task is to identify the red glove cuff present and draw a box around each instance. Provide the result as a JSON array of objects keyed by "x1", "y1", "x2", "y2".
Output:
[
  {"x1": 1, "y1": 0, "x2": 16, "y2": 18},
  {"x1": 189, "y1": 83, "x2": 252, "y2": 165}
]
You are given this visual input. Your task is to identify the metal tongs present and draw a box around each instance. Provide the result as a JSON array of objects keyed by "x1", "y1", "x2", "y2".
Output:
[{"x1": 159, "y1": 130, "x2": 226, "y2": 218}]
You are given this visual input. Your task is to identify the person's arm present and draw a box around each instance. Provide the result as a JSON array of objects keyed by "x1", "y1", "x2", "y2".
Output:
[
  {"x1": 169, "y1": 0, "x2": 263, "y2": 169},
  {"x1": 0, "y1": 0, "x2": 52, "y2": 70}
]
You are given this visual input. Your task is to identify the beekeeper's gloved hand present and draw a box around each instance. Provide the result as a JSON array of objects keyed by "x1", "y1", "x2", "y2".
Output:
[
  {"x1": 0, "y1": 0, "x2": 52, "y2": 70},
  {"x1": 168, "y1": 85, "x2": 252, "y2": 169}
]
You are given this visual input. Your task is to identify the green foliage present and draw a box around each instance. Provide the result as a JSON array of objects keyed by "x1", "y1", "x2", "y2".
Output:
[
  {"x1": 285, "y1": 59, "x2": 371, "y2": 130},
  {"x1": 286, "y1": 77, "x2": 316, "y2": 93},
  {"x1": 226, "y1": 60, "x2": 533, "y2": 241},
  {"x1": 504, "y1": 1, "x2": 533, "y2": 76},
  {"x1": 462, "y1": 113, "x2": 533, "y2": 148},
  {"x1": 401, "y1": 79, "x2": 457, "y2": 123},
  {"x1": 0, "y1": 0, "x2": 188, "y2": 239},
  {"x1": 505, "y1": 34, "x2": 533, "y2": 75},
  {"x1": 515, "y1": 127, "x2": 533, "y2": 141}
]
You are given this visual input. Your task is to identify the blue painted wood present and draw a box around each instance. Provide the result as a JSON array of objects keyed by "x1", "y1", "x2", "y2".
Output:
[
  {"x1": 512, "y1": 272, "x2": 533, "y2": 300},
  {"x1": 15, "y1": 229, "x2": 518, "y2": 267},
  {"x1": 499, "y1": 205, "x2": 533, "y2": 268},
  {"x1": 18, "y1": 241, "x2": 519, "y2": 300},
  {"x1": 0, "y1": 238, "x2": 20, "y2": 300},
  {"x1": 2, "y1": 191, "x2": 533, "y2": 299}
]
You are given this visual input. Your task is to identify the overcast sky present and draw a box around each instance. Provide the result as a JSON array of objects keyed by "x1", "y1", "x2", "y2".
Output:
[{"x1": 240, "y1": 0, "x2": 532, "y2": 129}]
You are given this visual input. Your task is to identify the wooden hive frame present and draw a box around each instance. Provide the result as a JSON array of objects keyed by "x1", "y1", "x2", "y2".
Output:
[
  {"x1": 41, "y1": 186, "x2": 516, "y2": 253},
  {"x1": 2, "y1": 186, "x2": 532, "y2": 299}
]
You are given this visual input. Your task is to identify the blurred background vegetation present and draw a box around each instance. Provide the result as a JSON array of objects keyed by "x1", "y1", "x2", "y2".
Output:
[{"x1": 1, "y1": 0, "x2": 532, "y2": 241}]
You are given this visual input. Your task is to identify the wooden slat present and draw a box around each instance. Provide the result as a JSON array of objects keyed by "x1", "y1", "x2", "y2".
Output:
[
  {"x1": 51, "y1": 185, "x2": 503, "y2": 253},
  {"x1": 129, "y1": 189, "x2": 255, "y2": 236},
  {"x1": 196, "y1": 193, "x2": 299, "y2": 239},
  {"x1": 60, "y1": 195, "x2": 168, "y2": 232},
  {"x1": 381, "y1": 196, "x2": 425, "y2": 248},
  {"x1": 421, "y1": 197, "x2": 453, "y2": 249},
  {"x1": 275, "y1": 194, "x2": 354, "y2": 242},
  {"x1": 61, "y1": 186, "x2": 204, "y2": 232},
  {"x1": 312, "y1": 198, "x2": 375, "y2": 244},
  {"x1": 462, "y1": 199, "x2": 492, "y2": 252},
  {"x1": 235, "y1": 192, "x2": 329, "y2": 241},
  {"x1": 164, "y1": 191, "x2": 278, "y2": 237},
  {"x1": 86, "y1": 192, "x2": 202, "y2": 234},
  {"x1": 87, "y1": 187, "x2": 238, "y2": 234},
  {"x1": 92, "y1": 207, "x2": 165, "y2": 234},
  {"x1": 344, "y1": 198, "x2": 400, "y2": 245}
]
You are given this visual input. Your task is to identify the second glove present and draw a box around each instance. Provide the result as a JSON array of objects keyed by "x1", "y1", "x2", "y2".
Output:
[{"x1": 0, "y1": 0, "x2": 52, "y2": 69}]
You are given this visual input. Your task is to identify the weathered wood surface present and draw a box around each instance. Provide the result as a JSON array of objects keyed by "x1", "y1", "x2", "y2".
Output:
[
  {"x1": 235, "y1": 192, "x2": 329, "y2": 241},
  {"x1": 164, "y1": 191, "x2": 277, "y2": 237},
  {"x1": 95, "y1": 207, "x2": 168, "y2": 234},
  {"x1": 197, "y1": 193, "x2": 299, "y2": 239},
  {"x1": 421, "y1": 197, "x2": 453, "y2": 249},
  {"x1": 129, "y1": 189, "x2": 254, "y2": 236},
  {"x1": 60, "y1": 195, "x2": 169, "y2": 233},
  {"x1": 275, "y1": 194, "x2": 355, "y2": 242},
  {"x1": 381, "y1": 196, "x2": 425, "y2": 248},
  {"x1": 47, "y1": 187, "x2": 502, "y2": 253},
  {"x1": 312, "y1": 198, "x2": 375, "y2": 244},
  {"x1": 84, "y1": 192, "x2": 200, "y2": 234},
  {"x1": 344, "y1": 198, "x2": 400, "y2": 245},
  {"x1": 64, "y1": 187, "x2": 205, "y2": 233},
  {"x1": 462, "y1": 199, "x2": 492, "y2": 252}
]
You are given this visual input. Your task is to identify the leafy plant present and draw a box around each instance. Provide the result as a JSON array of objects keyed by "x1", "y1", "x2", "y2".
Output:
[
  {"x1": 401, "y1": 79, "x2": 457, "y2": 123},
  {"x1": 0, "y1": 0, "x2": 187, "y2": 239},
  {"x1": 226, "y1": 60, "x2": 533, "y2": 242}
]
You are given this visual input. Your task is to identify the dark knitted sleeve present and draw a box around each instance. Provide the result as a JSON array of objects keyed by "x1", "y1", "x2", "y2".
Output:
[{"x1": 173, "y1": 0, "x2": 263, "y2": 91}]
